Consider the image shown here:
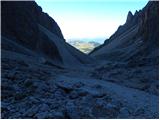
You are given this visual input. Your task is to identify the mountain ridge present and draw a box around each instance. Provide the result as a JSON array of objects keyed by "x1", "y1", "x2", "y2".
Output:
[
  {"x1": 2, "y1": 1, "x2": 93, "y2": 69},
  {"x1": 90, "y1": 1, "x2": 159, "y2": 67},
  {"x1": 89, "y1": 1, "x2": 159, "y2": 95}
]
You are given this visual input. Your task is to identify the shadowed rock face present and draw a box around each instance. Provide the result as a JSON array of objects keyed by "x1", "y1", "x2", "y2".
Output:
[
  {"x1": 126, "y1": 11, "x2": 133, "y2": 23},
  {"x1": 89, "y1": 1, "x2": 159, "y2": 95},
  {"x1": 2, "y1": 1, "x2": 92, "y2": 68},
  {"x1": 90, "y1": 1, "x2": 159, "y2": 66},
  {"x1": 2, "y1": 1, "x2": 64, "y2": 46},
  {"x1": 2, "y1": 1, "x2": 64, "y2": 62},
  {"x1": 2, "y1": 1, "x2": 64, "y2": 42}
]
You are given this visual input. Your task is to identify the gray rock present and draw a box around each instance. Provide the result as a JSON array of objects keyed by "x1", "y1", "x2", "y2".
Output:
[
  {"x1": 46, "y1": 111, "x2": 65, "y2": 119},
  {"x1": 8, "y1": 112, "x2": 22, "y2": 119},
  {"x1": 78, "y1": 107, "x2": 94, "y2": 118},
  {"x1": 24, "y1": 79, "x2": 33, "y2": 87},
  {"x1": 93, "y1": 84, "x2": 103, "y2": 89},
  {"x1": 38, "y1": 103, "x2": 50, "y2": 112},
  {"x1": 95, "y1": 99, "x2": 106, "y2": 107},
  {"x1": 33, "y1": 80, "x2": 48, "y2": 91},
  {"x1": 69, "y1": 91, "x2": 79, "y2": 99},
  {"x1": 92, "y1": 91, "x2": 106, "y2": 98},
  {"x1": 74, "y1": 82, "x2": 85, "y2": 88},
  {"x1": 92, "y1": 101, "x2": 118, "y2": 118},
  {"x1": 134, "y1": 107, "x2": 145, "y2": 116},
  {"x1": 14, "y1": 92, "x2": 27, "y2": 100},
  {"x1": 118, "y1": 107, "x2": 130, "y2": 118},
  {"x1": 56, "y1": 80, "x2": 74, "y2": 92},
  {"x1": 54, "y1": 89, "x2": 66, "y2": 99},
  {"x1": 35, "y1": 111, "x2": 49, "y2": 119},
  {"x1": 65, "y1": 101, "x2": 79, "y2": 118},
  {"x1": 104, "y1": 103, "x2": 117, "y2": 110},
  {"x1": 6, "y1": 68, "x2": 18, "y2": 80},
  {"x1": 28, "y1": 96, "x2": 40, "y2": 104},
  {"x1": 79, "y1": 87, "x2": 106, "y2": 98},
  {"x1": 76, "y1": 88, "x2": 88, "y2": 96},
  {"x1": 52, "y1": 111, "x2": 65, "y2": 118},
  {"x1": 1, "y1": 102, "x2": 10, "y2": 113},
  {"x1": 40, "y1": 98, "x2": 54, "y2": 106},
  {"x1": 23, "y1": 105, "x2": 39, "y2": 117}
]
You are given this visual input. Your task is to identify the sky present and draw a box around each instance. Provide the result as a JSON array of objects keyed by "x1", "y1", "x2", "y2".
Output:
[{"x1": 36, "y1": 0, "x2": 148, "y2": 43}]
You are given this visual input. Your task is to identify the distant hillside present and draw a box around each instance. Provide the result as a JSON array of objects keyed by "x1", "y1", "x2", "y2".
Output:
[{"x1": 68, "y1": 40, "x2": 100, "y2": 54}]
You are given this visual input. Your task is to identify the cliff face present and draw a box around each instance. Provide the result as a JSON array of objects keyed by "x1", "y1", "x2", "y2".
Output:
[
  {"x1": 2, "y1": 1, "x2": 92, "y2": 68},
  {"x1": 2, "y1": 1, "x2": 64, "y2": 48},
  {"x1": 90, "y1": 1, "x2": 159, "y2": 66},
  {"x1": 90, "y1": 1, "x2": 159, "y2": 95}
]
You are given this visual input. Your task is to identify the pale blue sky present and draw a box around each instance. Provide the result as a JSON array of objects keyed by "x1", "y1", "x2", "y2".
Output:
[{"x1": 36, "y1": 0, "x2": 148, "y2": 42}]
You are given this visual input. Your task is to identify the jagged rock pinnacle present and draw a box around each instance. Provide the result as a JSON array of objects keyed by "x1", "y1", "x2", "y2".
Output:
[{"x1": 126, "y1": 11, "x2": 133, "y2": 23}]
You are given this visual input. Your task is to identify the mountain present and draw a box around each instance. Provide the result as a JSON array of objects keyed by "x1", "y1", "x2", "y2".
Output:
[
  {"x1": 89, "y1": 1, "x2": 159, "y2": 95},
  {"x1": 90, "y1": 1, "x2": 159, "y2": 66},
  {"x1": 1, "y1": 1, "x2": 93, "y2": 69},
  {"x1": 1, "y1": 1, "x2": 158, "y2": 119},
  {"x1": 68, "y1": 40, "x2": 100, "y2": 54}
]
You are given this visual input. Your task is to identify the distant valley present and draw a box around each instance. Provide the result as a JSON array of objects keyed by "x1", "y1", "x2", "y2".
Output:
[{"x1": 68, "y1": 40, "x2": 101, "y2": 54}]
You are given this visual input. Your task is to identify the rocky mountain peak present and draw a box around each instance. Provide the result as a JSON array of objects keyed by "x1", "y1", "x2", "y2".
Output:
[
  {"x1": 90, "y1": 1, "x2": 159, "y2": 64},
  {"x1": 126, "y1": 11, "x2": 133, "y2": 23}
]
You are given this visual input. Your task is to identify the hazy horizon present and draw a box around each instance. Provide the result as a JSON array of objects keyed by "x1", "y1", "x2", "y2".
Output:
[{"x1": 36, "y1": 0, "x2": 148, "y2": 43}]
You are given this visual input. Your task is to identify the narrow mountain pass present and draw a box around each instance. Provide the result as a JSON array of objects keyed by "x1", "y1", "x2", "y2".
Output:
[
  {"x1": 1, "y1": 55, "x2": 158, "y2": 119},
  {"x1": 1, "y1": 1, "x2": 158, "y2": 119}
]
